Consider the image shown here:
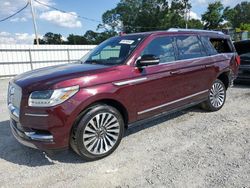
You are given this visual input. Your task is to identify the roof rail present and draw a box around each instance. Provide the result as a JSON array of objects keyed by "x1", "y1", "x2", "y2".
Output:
[{"x1": 168, "y1": 28, "x2": 224, "y2": 35}]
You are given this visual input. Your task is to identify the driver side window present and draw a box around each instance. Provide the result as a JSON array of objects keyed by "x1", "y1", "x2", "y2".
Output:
[{"x1": 141, "y1": 36, "x2": 176, "y2": 64}]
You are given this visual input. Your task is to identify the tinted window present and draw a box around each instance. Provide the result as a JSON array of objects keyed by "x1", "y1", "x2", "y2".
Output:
[
  {"x1": 141, "y1": 37, "x2": 176, "y2": 64},
  {"x1": 176, "y1": 35, "x2": 206, "y2": 60},
  {"x1": 201, "y1": 36, "x2": 218, "y2": 55},
  {"x1": 210, "y1": 38, "x2": 233, "y2": 53}
]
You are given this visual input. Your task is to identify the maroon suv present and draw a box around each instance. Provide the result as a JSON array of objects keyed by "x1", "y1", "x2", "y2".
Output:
[{"x1": 8, "y1": 29, "x2": 239, "y2": 160}]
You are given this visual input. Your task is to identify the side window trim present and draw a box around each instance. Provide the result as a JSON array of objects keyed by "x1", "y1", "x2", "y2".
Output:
[{"x1": 197, "y1": 35, "x2": 209, "y2": 56}]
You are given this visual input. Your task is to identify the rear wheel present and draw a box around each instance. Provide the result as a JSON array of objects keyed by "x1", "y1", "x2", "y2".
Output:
[
  {"x1": 70, "y1": 104, "x2": 124, "y2": 161},
  {"x1": 201, "y1": 79, "x2": 226, "y2": 111}
]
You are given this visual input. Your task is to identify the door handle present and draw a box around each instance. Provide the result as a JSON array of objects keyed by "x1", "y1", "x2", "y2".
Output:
[
  {"x1": 170, "y1": 70, "x2": 181, "y2": 75},
  {"x1": 205, "y1": 64, "x2": 213, "y2": 68}
]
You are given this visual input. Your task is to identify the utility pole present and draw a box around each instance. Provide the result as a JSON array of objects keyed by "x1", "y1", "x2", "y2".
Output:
[
  {"x1": 184, "y1": 0, "x2": 189, "y2": 29},
  {"x1": 29, "y1": 0, "x2": 39, "y2": 45}
]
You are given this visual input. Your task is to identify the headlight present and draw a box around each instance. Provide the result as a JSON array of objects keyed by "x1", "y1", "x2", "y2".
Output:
[{"x1": 28, "y1": 85, "x2": 79, "y2": 107}]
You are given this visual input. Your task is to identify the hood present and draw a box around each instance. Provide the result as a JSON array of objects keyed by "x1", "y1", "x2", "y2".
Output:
[{"x1": 13, "y1": 63, "x2": 108, "y2": 90}]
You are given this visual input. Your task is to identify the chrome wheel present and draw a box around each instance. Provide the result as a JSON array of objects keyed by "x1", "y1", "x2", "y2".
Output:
[
  {"x1": 83, "y1": 113, "x2": 120, "y2": 155},
  {"x1": 209, "y1": 82, "x2": 225, "y2": 108}
]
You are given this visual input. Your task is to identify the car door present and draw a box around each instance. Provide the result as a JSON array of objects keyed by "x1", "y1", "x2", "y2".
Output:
[
  {"x1": 174, "y1": 35, "x2": 216, "y2": 94},
  {"x1": 133, "y1": 35, "x2": 209, "y2": 120}
]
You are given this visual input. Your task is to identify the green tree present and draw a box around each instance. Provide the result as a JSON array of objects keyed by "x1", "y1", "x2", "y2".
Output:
[
  {"x1": 33, "y1": 32, "x2": 63, "y2": 45},
  {"x1": 67, "y1": 34, "x2": 88, "y2": 45},
  {"x1": 239, "y1": 23, "x2": 250, "y2": 31},
  {"x1": 223, "y1": 1, "x2": 250, "y2": 28},
  {"x1": 34, "y1": 38, "x2": 46, "y2": 45},
  {"x1": 187, "y1": 19, "x2": 203, "y2": 29},
  {"x1": 202, "y1": 1, "x2": 224, "y2": 29},
  {"x1": 223, "y1": 6, "x2": 236, "y2": 27},
  {"x1": 101, "y1": 0, "x2": 192, "y2": 33},
  {"x1": 84, "y1": 30, "x2": 117, "y2": 44},
  {"x1": 161, "y1": 0, "x2": 188, "y2": 29},
  {"x1": 43, "y1": 32, "x2": 63, "y2": 44}
]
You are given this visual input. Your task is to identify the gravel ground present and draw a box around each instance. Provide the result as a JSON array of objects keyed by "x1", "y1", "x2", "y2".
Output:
[{"x1": 0, "y1": 79, "x2": 250, "y2": 188}]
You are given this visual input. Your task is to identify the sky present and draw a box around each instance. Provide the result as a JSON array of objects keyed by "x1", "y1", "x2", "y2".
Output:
[{"x1": 0, "y1": 0, "x2": 247, "y2": 44}]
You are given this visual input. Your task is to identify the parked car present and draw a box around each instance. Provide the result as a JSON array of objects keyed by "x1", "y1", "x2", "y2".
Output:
[
  {"x1": 8, "y1": 29, "x2": 239, "y2": 160},
  {"x1": 234, "y1": 40, "x2": 250, "y2": 83}
]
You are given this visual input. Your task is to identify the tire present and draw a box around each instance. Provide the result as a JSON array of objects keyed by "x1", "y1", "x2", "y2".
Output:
[
  {"x1": 201, "y1": 79, "x2": 226, "y2": 112},
  {"x1": 70, "y1": 104, "x2": 124, "y2": 161}
]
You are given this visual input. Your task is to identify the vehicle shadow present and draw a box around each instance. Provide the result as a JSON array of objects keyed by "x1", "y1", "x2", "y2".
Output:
[
  {"x1": 125, "y1": 110, "x2": 188, "y2": 136},
  {"x1": 0, "y1": 120, "x2": 85, "y2": 166},
  {"x1": 0, "y1": 106, "x2": 201, "y2": 166}
]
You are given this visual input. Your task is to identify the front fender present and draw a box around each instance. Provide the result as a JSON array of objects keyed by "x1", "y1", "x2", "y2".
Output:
[{"x1": 70, "y1": 83, "x2": 137, "y2": 127}]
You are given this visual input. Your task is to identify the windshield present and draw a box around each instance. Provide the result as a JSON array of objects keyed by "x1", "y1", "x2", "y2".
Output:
[{"x1": 80, "y1": 35, "x2": 146, "y2": 66}]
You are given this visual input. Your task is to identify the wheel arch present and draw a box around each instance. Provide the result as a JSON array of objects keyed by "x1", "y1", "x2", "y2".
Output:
[
  {"x1": 217, "y1": 71, "x2": 230, "y2": 90},
  {"x1": 74, "y1": 98, "x2": 129, "y2": 129},
  {"x1": 92, "y1": 99, "x2": 129, "y2": 128}
]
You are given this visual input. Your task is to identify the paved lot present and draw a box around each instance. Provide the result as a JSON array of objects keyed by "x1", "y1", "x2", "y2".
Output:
[{"x1": 0, "y1": 78, "x2": 250, "y2": 188}]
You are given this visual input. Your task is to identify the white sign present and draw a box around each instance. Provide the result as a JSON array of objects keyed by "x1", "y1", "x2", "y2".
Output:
[{"x1": 119, "y1": 40, "x2": 134, "y2": 45}]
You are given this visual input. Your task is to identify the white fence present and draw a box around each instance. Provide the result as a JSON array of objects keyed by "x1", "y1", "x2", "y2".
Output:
[{"x1": 0, "y1": 44, "x2": 96, "y2": 78}]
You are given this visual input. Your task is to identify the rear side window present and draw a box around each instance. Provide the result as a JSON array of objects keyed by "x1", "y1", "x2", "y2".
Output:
[
  {"x1": 210, "y1": 38, "x2": 233, "y2": 53},
  {"x1": 176, "y1": 35, "x2": 206, "y2": 60},
  {"x1": 141, "y1": 36, "x2": 176, "y2": 64},
  {"x1": 201, "y1": 36, "x2": 218, "y2": 55}
]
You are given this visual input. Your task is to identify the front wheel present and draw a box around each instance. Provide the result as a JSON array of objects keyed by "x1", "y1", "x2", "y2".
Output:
[
  {"x1": 70, "y1": 104, "x2": 124, "y2": 161},
  {"x1": 201, "y1": 79, "x2": 226, "y2": 111}
]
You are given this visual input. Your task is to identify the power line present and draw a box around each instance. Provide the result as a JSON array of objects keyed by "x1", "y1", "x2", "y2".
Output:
[
  {"x1": 0, "y1": 1, "x2": 29, "y2": 22},
  {"x1": 34, "y1": 0, "x2": 102, "y2": 23},
  {"x1": 0, "y1": 0, "x2": 169, "y2": 31}
]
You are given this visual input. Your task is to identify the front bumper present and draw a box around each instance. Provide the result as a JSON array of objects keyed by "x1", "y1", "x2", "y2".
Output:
[
  {"x1": 10, "y1": 118, "x2": 63, "y2": 150},
  {"x1": 7, "y1": 82, "x2": 80, "y2": 151},
  {"x1": 10, "y1": 119, "x2": 38, "y2": 149}
]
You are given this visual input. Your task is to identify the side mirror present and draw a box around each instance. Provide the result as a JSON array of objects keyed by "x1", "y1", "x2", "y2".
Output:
[{"x1": 136, "y1": 54, "x2": 160, "y2": 67}]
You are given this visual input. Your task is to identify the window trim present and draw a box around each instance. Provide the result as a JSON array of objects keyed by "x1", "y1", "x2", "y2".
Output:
[
  {"x1": 197, "y1": 35, "x2": 210, "y2": 56},
  {"x1": 140, "y1": 53, "x2": 224, "y2": 68}
]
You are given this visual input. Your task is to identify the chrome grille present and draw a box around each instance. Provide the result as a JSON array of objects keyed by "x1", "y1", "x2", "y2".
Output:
[{"x1": 8, "y1": 83, "x2": 22, "y2": 116}]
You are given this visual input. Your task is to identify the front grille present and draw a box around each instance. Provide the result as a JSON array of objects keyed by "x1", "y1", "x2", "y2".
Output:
[{"x1": 8, "y1": 83, "x2": 22, "y2": 111}]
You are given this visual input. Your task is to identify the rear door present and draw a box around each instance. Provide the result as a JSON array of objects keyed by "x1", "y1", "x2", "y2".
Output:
[
  {"x1": 174, "y1": 35, "x2": 216, "y2": 92},
  {"x1": 133, "y1": 35, "x2": 209, "y2": 120}
]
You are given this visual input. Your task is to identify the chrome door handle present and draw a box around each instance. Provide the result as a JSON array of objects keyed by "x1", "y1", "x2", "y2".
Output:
[
  {"x1": 205, "y1": 64, "x2": 213, "y2": 68},
  {"x1": 170, "y1": 70, "x2": 181, "y2": 75}
]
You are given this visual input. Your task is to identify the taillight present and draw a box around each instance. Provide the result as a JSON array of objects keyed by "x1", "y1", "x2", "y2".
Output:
[{"x1": 235, "y1": 55, "x2": 241, "y2": 65}]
